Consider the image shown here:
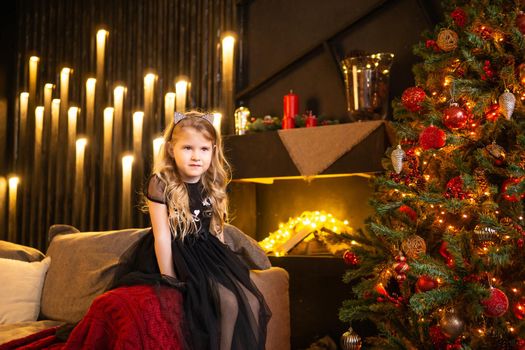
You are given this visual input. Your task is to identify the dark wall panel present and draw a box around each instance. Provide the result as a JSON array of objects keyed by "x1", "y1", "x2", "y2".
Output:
[{"x1": 242, "y1": 0, "x2": 435, "y2": 120}]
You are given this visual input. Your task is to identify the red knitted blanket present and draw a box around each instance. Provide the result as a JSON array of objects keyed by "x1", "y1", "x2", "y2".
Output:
[{"x1": 0, "y1": 285, "x2": 185, "y2": 350}]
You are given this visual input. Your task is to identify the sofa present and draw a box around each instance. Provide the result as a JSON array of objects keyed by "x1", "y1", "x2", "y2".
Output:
[{"x1": 0, "y1": 224, "x2": 290, "y2": 349}]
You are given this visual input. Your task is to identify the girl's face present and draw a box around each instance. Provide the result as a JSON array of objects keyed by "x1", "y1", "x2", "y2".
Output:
[{"x1": 170, "y1": 127, "x2": 214, "y2": 183}]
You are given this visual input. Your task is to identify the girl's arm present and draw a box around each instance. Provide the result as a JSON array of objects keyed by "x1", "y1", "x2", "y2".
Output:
[{"x1": 148, "y1": 200, "x2": 176, "y2": 278}]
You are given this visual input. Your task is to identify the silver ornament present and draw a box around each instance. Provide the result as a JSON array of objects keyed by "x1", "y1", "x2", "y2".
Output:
[
  {"x1": 391, "y1": 144, "x2": 405, "y2": 174},
  {"x1": 498, "y1": 90, "x2": 516, "y2": 120},
  {"x1": 473, "y1": 224, "x2": 499, "y2": 244},
  {"x1": 439, "y1": 308, "x2": 464, "y2": 339},
  {"x1": 340, "y1": 326, "x2": 362, "y2": 350}
]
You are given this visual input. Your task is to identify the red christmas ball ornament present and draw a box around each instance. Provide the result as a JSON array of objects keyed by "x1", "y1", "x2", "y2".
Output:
[
  {"x1": 429, "y1": 325, "x2": 448, "y2": 348},
  {"x1": 517, "y1": 11, "x2": 525, "y2": 35},
  {"x1": 398, "y1": 205, "x2": 417, "y2": 221},
  {"x1": 439, "y1": 241, "x2": 455, "y2": 268},
  {"x1": 419, "y1": 125, "x2": 446, "y2": 150},
  {"x1": 513, "y1": 298, "x2": 525, "y2": 319},
  {"x1": 442, "y1": 103, "x2": 468, "y2": 130},
  {"x1": 444, "y1": 176, "x2": 470, "y2": 199},
  {"x1": 502, "y1": 177, "x2": 525, "y2": 202},
  {"x1": 416, "y1": 275, "x2": 439, "y2": 292},
  {"x1": 375, "y1": 283, "x2": 389, "y2": 297},
  {"x1": 394, "y1": 260, "x2": 409, "y2": 274},
  {"x1": 481, "y1": 60, "x2": 494, "y2": 81},
  {"x1": 396, "y1": 274, "x2": 407, "y2": 282},
  {"x1": 425, "y1": 39, "x2": 440, "y2": 52},
  {"x1": 343, "y1": 250, "x2": 359, "y2": 266},
  {"x1": 451, "y1": 7, "x2": 467, "y2": 27},
  {"x1": 401, "y1": 87, "x2": 426, "y2": 112},
  {"x1": 518, "y1": 238, "x2": 525, "y2": 248},
  {"x1": 484, "y1": 103, "x2": 500, "y2": 122},
  {"x1": 517, "y1": 338, "x2": 525, "y2": 350},
  {"x1": 481, "y1": 287, "x2": 509, "y2": 317}
]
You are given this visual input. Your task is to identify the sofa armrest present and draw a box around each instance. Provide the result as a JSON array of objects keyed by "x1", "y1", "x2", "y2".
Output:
[{"x1": 250, "y1": 267, "x2": 290, "y2": 350}]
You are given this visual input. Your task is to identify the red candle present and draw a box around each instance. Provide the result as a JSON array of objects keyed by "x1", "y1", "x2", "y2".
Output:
[
  {"x1": 282, "y1": 117, "x2": 295, "y2": 129},
  {"x1": 305, "y1": 111, "x2": 317, "y2": 127},
  {"x1": 283, "y1": 90, "x2": 298, "y2": 120}
]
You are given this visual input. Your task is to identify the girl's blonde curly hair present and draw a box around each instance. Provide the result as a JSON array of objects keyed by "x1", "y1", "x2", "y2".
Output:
[{"x1": 152, "y1": 111, "x2": 230, "y2": 239}]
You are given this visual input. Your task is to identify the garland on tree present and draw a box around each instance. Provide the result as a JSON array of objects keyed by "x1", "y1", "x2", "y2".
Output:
[{"x1": 336, "y1": 1, "x2": 525, "y2": 349}]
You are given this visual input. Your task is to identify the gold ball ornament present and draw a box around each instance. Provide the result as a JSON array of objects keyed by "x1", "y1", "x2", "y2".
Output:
[
  {"x1": 498, "y1": 89, "x2": 516, "y2": 120},
  {"x1": 391, "y1": 144, "x2": 405, "y2": 174},
  {"x1": 401, "y1": 235, "x2": 427, "y2": 259},
  {"x1": 340, "y1": 326, "x2": 362, "y2": 350},
  {"x1": 439, "y1": 308, "x2": 464, "y2": 339},
  {"x1": 437, "y1": 29, "x2": 458, "y2": 51}
]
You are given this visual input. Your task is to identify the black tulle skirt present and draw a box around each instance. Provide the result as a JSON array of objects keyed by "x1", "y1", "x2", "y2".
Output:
[{"x1": 112, "y1": 229, "x2": 271, "y2": 350}]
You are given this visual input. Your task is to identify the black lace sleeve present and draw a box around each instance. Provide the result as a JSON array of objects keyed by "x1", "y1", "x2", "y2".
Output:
[{"x1": 144, "y1": 174, "x2": 167, "y2": 204}]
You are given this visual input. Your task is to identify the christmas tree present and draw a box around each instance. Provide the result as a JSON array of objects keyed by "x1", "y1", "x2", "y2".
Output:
[{"x1": 337, "y1": 1, "x2": 525, "y2": 349}]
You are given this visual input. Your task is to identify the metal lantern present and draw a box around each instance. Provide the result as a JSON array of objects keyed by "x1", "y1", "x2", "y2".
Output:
[{"x1": 340, "y1": 326, "x2": 362, "y2": 350}]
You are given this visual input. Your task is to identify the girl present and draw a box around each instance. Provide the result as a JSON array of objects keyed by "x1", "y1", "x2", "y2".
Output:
[{"x1": 115, "y1": 111, "x2": 270, "y2": 350}]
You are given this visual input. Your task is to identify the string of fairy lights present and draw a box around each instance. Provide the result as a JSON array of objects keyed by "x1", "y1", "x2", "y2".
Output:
[{"x1": 258, "y1": 210, "x2": 356, "y2": 257}]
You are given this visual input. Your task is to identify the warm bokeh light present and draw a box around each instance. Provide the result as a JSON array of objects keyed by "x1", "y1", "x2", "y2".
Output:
[{"x1": 259, "y1": 211, "x2": 354, "y2": 256}]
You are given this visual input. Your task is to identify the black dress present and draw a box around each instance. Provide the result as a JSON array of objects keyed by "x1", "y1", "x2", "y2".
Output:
[{"x1": 112, "y1": 175, "x2": 271, "y2": 350}]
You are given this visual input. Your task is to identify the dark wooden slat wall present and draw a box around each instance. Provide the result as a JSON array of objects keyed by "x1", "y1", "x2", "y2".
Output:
[{"x1": 6, "y1": 0, "x2": 237, "y2": 250}]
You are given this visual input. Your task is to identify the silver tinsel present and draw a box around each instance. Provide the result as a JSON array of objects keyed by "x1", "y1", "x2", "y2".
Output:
[
  {"x1": 340, "y1": 326, "x2": 362, "y2": 350},
  {"x1": 498, "y1": 90, "x2": 516, "y2": 120},
  {"x1": 391, "y1": 144, "x2": 405, "y2": 174}
]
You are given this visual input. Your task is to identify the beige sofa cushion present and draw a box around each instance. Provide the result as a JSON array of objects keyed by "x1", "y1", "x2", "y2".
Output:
[
  {"x1": 0, "y1": 240, "x2": 45, "y2": 262},
  {"x1": 40, "y1": 228, "x2": 150, "y2": 323},
  {"x1": 250, "y1": 267, "x2": 290, "y2": 350},
  {"x1": 0, "y1": 257, "x2": 51, "y2": 324},
  {"x1": 0, "y1": 320, "x2": 64, "y2": 345}
]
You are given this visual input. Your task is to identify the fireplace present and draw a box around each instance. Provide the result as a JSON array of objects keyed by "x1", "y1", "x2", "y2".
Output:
[
  {"x1": 224, "y1": 121, "x2": 389, "y2": 348},
  {"x1": 224, "y1": 121, "x2": 389, "y2": 242}
]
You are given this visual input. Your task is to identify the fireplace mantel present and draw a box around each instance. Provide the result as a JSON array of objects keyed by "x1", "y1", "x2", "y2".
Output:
[{"x1": 223, "y1": 121, "x2": 391, "y2": 181}]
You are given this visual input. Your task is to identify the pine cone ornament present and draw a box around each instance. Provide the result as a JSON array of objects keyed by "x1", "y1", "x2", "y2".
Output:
[
  {"x1": 391, "y1": 145, "x2": 405, "y2": 174},
  {"x1": 498, "y1": 90, "x2": 516, "y2": 120},
  {"x1": 474, "y1": 168, "x2": 489, "y2": 195}
]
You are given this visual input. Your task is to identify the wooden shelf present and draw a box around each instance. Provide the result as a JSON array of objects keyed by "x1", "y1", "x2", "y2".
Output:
[{"x1": 223, "y1": 121, "x2": 390, "y2": 180}]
